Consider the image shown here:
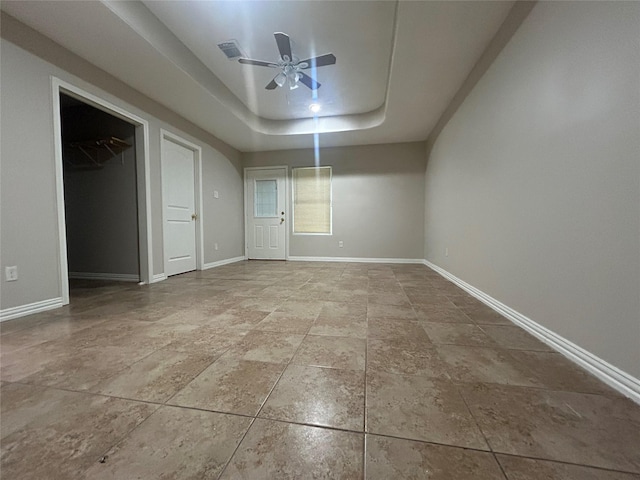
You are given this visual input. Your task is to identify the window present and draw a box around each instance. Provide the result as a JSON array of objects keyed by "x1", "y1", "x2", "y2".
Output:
[
  {"x1": 254, "y1": 179, "x2": 278, "y2": 217},
  {"x1": 292, "y1": 166, "x2": 332, "y2": 234}
]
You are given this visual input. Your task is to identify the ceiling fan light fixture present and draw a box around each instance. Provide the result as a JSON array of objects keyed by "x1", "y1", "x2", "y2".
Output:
[
  {"x1": 309, "y1": 103, "x2": 321, "y2": 113},
  {"x1": 274, "y1": 72, "x2": 287, "y2": 87},
  {"x1": 287, "y1": 71, "x2": 300, "y2": 90}
]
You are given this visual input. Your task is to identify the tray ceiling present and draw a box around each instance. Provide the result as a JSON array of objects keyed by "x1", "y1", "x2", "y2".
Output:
[
  {"x1": 1, "y1": 1, "x2": 516, "y2": 152},
  {"x1": 144, "y1": 1, "x2": 396, "y2": 121}
]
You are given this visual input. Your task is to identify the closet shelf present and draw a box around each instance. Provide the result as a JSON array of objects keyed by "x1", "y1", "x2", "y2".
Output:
[{"x1": 66, "y1": 136, "x2": 131, "y2": 169}]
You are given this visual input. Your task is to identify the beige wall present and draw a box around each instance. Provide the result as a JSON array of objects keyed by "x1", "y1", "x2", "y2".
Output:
[
  {"x1": 424, "y1": 2, "x2": 640, "y2": 377},
  {"x1": 1, "y1": 14, "x2": 244, "y2": 311},
  {"x1": 244, "y1": 142, "x2": 426, "y2": 259}
]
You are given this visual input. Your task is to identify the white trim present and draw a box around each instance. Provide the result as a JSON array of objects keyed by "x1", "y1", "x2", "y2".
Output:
[
  {"x1": 151, "y1": 273, "x2": 167, "y2": 283},
  {"x1": 203, "y1": 256, "x2": 247, "y2": 270},
  {"x1": 51, "y1": 77, "x2": 154, "y2": 304},
  {"x1": 289, "y1": 256, "x2": 424, "y2": 264},
  {"x1": 0, "y1": 298, "x2": 64, "y2": 322},
  {"x1": 160, "y1": 129, "x2": 204, "y2": 274},
  {"x1": 51, "y1": 87, "x2": 69, "y2": 305},
  {"x1": 68, "y1": 272, "x2": 140, "y2": 282},
  {"x1": 423, "y1": 260, "x2": 640, "y2": 404},
  {"x1": 244, "y1": 166, "x2": 289, "y2": 260},
  {"x1": 136, "y1": 122, "x2": 154, "y2": 287}
]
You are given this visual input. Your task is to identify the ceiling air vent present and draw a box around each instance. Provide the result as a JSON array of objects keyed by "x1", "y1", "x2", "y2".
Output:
[{"x1": 217, "y1": 40, "x2": 245, "y2": 60}]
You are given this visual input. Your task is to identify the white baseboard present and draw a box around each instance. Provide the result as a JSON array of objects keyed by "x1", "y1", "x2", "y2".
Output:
[
  {"x1": 0, "y1": 297, "x2": 64, "y2": 322},
  {"x1": 153, "y1": 255, "x2": 246, "y2": 281},
  {"x1": 423, "y1": 260, "x2": 640, "y2": 404},
  {"x1": 203, "y1": 256, "x2": 246, "y2": 270},
  {"x1": 69, "y1": 272, "x2": 140, "y2": 282},
  {"x1": 151, "y1": 273, "x2": 167, "y2": 283},
  {"x1": 288, "y1": 256, "x2": 424, "y2": 264}
]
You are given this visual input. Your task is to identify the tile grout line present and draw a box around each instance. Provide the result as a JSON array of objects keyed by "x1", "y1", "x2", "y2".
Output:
[
  {"x1": 363, "y1": 273, "x2": 371, "y2": 479},
  {"x1": 493, "y1": 453, "x2": 511, "y2": 480},
  {"x1": 2, "y1": 378, "x2": 258, "y2": 421},
  {"x1": 191, "y1": 272, "x2": 307, "y2": 479},
  {"x1": 215, "y1": 416, "x2": 258, "y2": 480},
  {"x1": 216, "y1": 275, "x2": 321, "y2": 479},
  {"x1": 491, "y1": 451, "x2": 640, "y2": 476},
  {"x1": 4, "y1": 323, "x2": 226, "y2": 401},
  {"x1": 162, "y1": 346, "x2": 234, "y2": 407},
  {"x1": 79, "y1": 394, "x2": 163, "y2": 476},
  {"x1": 456, "y1": 381, "x2": 496, "y2": 455}
]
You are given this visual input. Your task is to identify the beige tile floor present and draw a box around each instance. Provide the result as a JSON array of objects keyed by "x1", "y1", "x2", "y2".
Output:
[{"x1": 1, "y1": 261, "x2": 639, "y2": 479}]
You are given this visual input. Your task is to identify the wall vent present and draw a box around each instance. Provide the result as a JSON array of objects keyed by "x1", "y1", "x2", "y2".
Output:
[{"x1": 217, "y1": 40, "x2": 245, "y2": 60}]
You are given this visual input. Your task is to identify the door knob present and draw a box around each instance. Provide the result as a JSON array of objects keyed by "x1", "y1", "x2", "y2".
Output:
[
  {"x1": 191, "y1": 213, "x2": 198, "y2": 220},
  {"x1": 280, "y1": 218, "x2": 285, "y2": 224}
]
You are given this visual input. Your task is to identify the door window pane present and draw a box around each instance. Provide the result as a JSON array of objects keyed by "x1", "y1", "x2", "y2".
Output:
[{"x1": 254, "y1": 179, "x2": 277, "y2": 217}]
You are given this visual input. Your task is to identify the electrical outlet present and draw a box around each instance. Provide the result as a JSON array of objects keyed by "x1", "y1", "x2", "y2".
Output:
[
  {"x1": 214, "y1": 243, "x2": 219, "y2": 251},
  {"x1": 213, "y1": 190, "x2": 219, "y2": 199},
  {"x1": 445, "y1": 248, "x2": 449, "y2": 257},
  {"x1": 338, "y1": 241, "x2": 344, "y2": 248},
  {"x1": 5, "y1": 266, "x2": 18, "y2": 282}
]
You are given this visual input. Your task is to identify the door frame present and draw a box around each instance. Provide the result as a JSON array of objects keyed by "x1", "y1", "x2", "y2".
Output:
[
  {"x1": 244, "y1": 166, "x2": 289, "y2": 260},
  {"x1": 160, "y1": 129, "x2": 204, "y2": 275},
  {"x1": 51, "y1": 77, "x2": 153, "y2": 305}
]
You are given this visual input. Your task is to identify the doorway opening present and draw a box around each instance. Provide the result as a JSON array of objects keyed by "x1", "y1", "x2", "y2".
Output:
[
  {"x1": 60, "y1": 93, "x2": 140, "y2": 289},
  {"x1": 52, "y1": 78, "x2": 153, "y2": 305}
]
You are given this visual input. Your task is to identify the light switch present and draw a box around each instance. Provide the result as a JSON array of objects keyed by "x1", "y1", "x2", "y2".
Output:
[
  {"x1": 5, "y1": 266, "x2": 18, "y2": 282},
  {"x1": 213, "y1": 190, "x2": 219, "y2": 199}
]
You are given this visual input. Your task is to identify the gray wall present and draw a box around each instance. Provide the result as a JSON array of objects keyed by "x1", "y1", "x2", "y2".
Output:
[
  {"x1": 62, "y1": 103, "x2": 139, "y2": 277},
  {"x1": 1, "y1": 14, "x2": 244, "y2": 311},
  {"x1": 424, "y1": 2, "x2": 640, "y2": 378},
  {"x1": 202, "y1": 147, "x2": 245, "y2": 265},
  {"x1": 244, "y1": 142, "x2": 426, "y2": 259}
]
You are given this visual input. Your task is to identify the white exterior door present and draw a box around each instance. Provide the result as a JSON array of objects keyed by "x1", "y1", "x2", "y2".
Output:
[
  {"x1": 162, "y1": 138, "x2": 197, "y2": 276},
  {"x1": 246, "y1": 168, "x2": 286, "y2": 260}
]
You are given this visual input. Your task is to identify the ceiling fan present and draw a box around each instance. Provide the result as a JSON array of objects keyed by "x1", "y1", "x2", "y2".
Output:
[{"x1": 238, "y1": 32, "x2": 336, "y2": 91}]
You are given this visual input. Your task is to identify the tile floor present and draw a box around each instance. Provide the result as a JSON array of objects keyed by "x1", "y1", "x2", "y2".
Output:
[{"x1": 1, "y1": 261, "x2": 639, "y2": 479}]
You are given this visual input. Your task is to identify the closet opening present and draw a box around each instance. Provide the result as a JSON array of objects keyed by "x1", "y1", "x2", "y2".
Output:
[{"x1": 60, "y1": 93, "x2": 141, "y2": 296}]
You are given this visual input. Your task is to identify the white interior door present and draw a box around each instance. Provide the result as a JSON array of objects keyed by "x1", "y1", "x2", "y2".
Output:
[
  {"x1": 163, "y1": 138, "x2": 197, "y2": 276},
  {"x1": 246, "y1": 168, "x2": 286, "y2": 260}
]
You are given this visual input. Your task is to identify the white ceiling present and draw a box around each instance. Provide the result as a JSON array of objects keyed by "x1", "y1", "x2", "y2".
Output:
[
  {"x1": 144, "y1": 1, "x2": 396, "y2": 121},
  {"x1": 1, "y1": 1, "x2": 515, "y2": 152}
]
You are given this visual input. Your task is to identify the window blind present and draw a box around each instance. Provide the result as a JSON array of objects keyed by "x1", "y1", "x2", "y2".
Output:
[{"x1": 293, "y1": 166, "x2": 332, "y2": 234}]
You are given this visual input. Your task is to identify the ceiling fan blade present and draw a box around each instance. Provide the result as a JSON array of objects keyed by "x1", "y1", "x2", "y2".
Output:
[
  {"x1": 265, "y1": 78, "x2": 279, "y2": 90},
  {"x1": 299, "y1": 53, "x2": 336, "y2": 69},
  {"x1": 298, "y1": 72, "x2": 321, "y2": 91},
  {"x1": 238, "y1": 58, "x2": 278, "y2": 67},
  {"x1": 274, "y1": 32, "x2": 292, "y2": 61}
]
